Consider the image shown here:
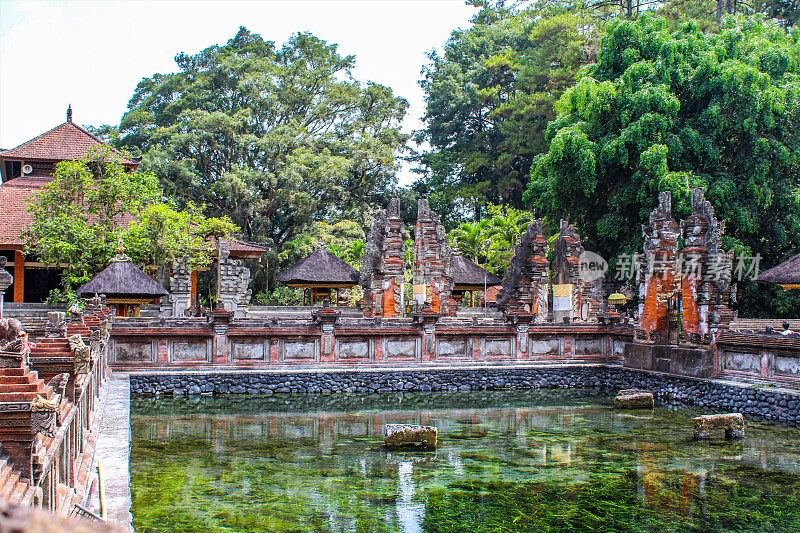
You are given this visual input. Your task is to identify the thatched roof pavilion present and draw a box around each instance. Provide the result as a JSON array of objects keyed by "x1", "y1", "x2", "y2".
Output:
[
  {"x1": 452, "y1": 253, "x2": 501, "y2": 291},
  {"x1": 277, "y1": 247, "x2": 359, "y2": 305},
  {"x1": 757, "y1": 253, "x2": 800, "y2": 290},
  {"x1": 77, "y1": 252, "x2": 167, "y2": 317}
]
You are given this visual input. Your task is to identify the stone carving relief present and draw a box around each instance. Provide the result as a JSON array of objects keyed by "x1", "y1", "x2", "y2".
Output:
[
  {"x1": 360, "y1": 198, "x2": 406, "y2": 317},
  {"x1": 69, "y1": 334, "x2": 92, "y2": 374},
  {"x1": 496, "y1": 219, "x2": 549, "y2": 321},
  {"x1": 0, "y1": 318, "x2": 26, "y2": 353},
  {"x1": 413, "y1": 199, "x2": 454, "y2": 315}
]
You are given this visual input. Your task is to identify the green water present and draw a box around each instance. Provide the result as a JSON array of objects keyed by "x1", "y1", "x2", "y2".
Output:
[{"x1": 130, "y1": 390, "x2": 800, "y2": 532}]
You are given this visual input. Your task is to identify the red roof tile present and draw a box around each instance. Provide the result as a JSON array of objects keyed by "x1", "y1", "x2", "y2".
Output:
[
  {"x1": 224, "y1": 239, "x2": 269, "y2": 259},
  {"x1": 0, "y1": 121, "x2": 136, "y2": 166},
  {"x1": 0, "y1": 176, "x2": 138, "y2": 249},
  {"x1": 0, "y1": 180, "x2": 45, "y2": 247}
]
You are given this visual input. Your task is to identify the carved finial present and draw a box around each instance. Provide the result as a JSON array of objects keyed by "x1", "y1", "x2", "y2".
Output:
[
  {"x1": 112, "y1": 235, "x2": 130, "y2": 262},
  {"x1": 659, "y1": 191, "x2": 672, "y2": 214},
  {"x1": 67, "y1": 104, "x2": 73, "y2": 123},
  {"x1": 388, "y1": 197, "x2": 401, "y2": 218}
]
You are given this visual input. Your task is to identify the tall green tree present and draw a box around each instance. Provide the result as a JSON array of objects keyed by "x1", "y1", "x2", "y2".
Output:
[
  {"x1": 449, "y1": 204, "x2": 533, "y2": 275},
  {"x1": 525, "y1": 15, "x2": 800, "y2": 315},
  {"x1": 119, "y1": 28, "x2": 408, "y2": 260},
  {"x1": 415, "y1": 1, "x2": 598, "y2": 222},
  {"x1": 25, "y1": 151, "x2": 237, "y2": 297}
]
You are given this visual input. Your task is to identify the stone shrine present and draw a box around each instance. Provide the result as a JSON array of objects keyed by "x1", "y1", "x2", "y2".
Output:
[
  {"x1": 412, "y1": 199, "x2": 454, "y2": 315},
  {"x1": 360, "y1": 198, "x2": 406, "y2": 317},
  {"x1": 625, "y1": 189, "x2": 735, "y2": 377},
  {"x1": 552, "y1": 220, "x2": 602, "y2": 323},
  {"x1": 496, "y1": 219, "x2": 549, "y2": 322}
]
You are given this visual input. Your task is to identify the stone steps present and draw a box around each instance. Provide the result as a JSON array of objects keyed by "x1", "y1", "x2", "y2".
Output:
[
  {"x1": 2, "y1": 381, "x2": 45, "y2": 393},
  {"x1": 0, "y1": 388, "x2": 52, "y2": 402},
  {"x1": 0, "y1": 470, "x2": 20, "y2": 499},
  {"x1": 0, "y1": 374, "x2": 36, "y2": 384},
  {"x1": 0, "y1": 455, "x2": 13, "y2": 487}
]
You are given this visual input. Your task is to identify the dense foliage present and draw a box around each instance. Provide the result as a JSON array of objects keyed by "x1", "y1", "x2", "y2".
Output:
[
  {"x1": 449, "y1": 204, "x2": 533, "y2": 275},
  {"x1": 90, "y1": 5, "x2": 800, "y2": 316},
  {"x1": 415, "y1": 2, "x2": 598, "y2": 222},
  {"x1": 118, "y1": 28, "x2": 408, "y2": 265},
  {"x1": 524, "y1": 14, "x2": 800, "y2": 314},
  {"x1": 24, "y1": 150, "x2": 236, "y2": 298},
  {"x1": 256, "y1": 220, "x2": 366, "y2": 306}
]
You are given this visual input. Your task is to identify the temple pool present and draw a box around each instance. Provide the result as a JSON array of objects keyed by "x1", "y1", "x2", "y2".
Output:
[{"x1": 130, "y1": 390, "x2": 800, "y2": 532}]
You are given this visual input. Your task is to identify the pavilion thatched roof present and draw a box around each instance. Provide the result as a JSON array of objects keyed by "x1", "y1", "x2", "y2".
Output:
[
  {"x1": 757, "y1": 253, "x2": 800, "y2": 286},
  {"x1": 277, "y1": 247, "x2": 359, "y2": 286},
  {"x1": 452, "y1": 253, "x2": 501, "y2": 288},
  {"x1": 77, "y1": 254, "x2": 168, "y2": 299}
]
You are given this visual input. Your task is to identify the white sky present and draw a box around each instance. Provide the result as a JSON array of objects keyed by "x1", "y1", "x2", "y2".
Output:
[{"x1": 0, "y1": 0, "x2": 475, "y2": 184}]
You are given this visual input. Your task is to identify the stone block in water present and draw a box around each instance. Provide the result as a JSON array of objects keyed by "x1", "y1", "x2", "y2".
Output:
[
  {"x1": 693, "y1": 413, "x2": 745, "y2": 440},
  {"x1": 614, "y1": 389, "x2": 654, "y2": 409},
  {"x1": 384, "y1": 424, "x2": 438, "y2": 448}
]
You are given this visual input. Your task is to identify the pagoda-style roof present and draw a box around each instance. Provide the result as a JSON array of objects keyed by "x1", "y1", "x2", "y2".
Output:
[
  {"x1": 222, "y1": 239, "x2": 269, "y2": 260},
  {"x1": 0, "y1": 178, "x2": 49, "y2": 248},
  {"x1": 452, "y1": 253, "x2": 501, "y2": 289},
  {"x1": 0, "y1": 120, "x2": 137, "y2": 167},
  {"x1": 277, "y1": 247, "x2": 359, "y2": 287},
  {"x1": 757, "y1": 253, "x2": 800, "y2": 288},
  {"x1": 76, "y1": 254, "x2": 168, "y2": 300}
]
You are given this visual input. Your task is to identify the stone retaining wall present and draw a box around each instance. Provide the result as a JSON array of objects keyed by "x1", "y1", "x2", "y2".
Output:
[{"x1": 129, "y1": 365, "x2": 800, "y2": 424}]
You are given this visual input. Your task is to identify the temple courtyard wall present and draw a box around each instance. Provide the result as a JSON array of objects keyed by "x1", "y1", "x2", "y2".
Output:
[{"x1": 126, "y1": 365, "x2": 800, "y2": 424}]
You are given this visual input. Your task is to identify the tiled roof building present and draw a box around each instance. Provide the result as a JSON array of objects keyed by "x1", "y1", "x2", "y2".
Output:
[{"x1": 0, "y1": 108, "x2": 138, "y2": 303}]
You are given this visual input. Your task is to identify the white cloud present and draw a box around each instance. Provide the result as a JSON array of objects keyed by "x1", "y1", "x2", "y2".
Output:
[{"x1": 0, "y1": 0, "x2": 474, "y2": 184}]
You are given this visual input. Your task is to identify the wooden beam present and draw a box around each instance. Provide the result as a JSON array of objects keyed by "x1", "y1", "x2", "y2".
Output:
[
  {"x1": 13, "y1": 251, "x2": 24, "y2": 303},
  {"x1": 190, "y1": 270, "x2": 198, "y2": 307}
]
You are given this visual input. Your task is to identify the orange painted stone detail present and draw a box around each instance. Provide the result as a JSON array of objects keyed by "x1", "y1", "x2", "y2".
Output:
[
  {"x1": 382, "y1": 277, "x2": 396, "y2": 317},
  {"x1": 681, "y1": 276, "x2": 700, "y2": 335},
  {"x1": 13, "y1": 250, "x2": 24, "y2": 303},
  {"x1": 430, "y1": 287, "x2": 441, "y2": 314}
]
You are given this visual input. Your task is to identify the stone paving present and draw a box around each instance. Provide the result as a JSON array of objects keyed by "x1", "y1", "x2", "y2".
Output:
[{"x1": 93, "y1": 372, "x2": 132, "y2": 531}]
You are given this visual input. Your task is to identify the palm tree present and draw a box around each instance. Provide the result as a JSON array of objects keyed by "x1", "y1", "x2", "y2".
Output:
[{"x1": 450, "y1": 220, "x2": 489, "y2": 261}]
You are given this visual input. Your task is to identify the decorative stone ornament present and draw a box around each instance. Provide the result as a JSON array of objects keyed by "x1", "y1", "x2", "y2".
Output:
[
  {"x1": 45, "y1": 312, "x2": 67, "y2": 339},
  {"x1": 0, "y1": 318, "x2": 26, "y2": 355},
  {"x1": 30, "y1": 395, "x2": 58, "y2": 438},
  {"x1": 614, "y1": 389, "x2": 655, "y2": 409},
  {"x1": 384, "y1": 424, "x2": 438, "y2": 448},
  {"x1": 47, "y1": 373, "x2": 70, "y2": 425},
  {"x1": 693, "y1": 413, "x2": 745, "y2": 440},
  {"x1": 68, "y1": 334, "x2": 92, "y2": 374}
]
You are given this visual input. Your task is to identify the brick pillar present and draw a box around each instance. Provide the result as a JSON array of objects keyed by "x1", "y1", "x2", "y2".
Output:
[
  {"x1": 760, "y1": 350, "x2": 771, "y2": 378},
  {"x1": 320, "y1": 325, "x2": 335, "y2": 363},
  {"x1": 269, "y1": 339, "x2": 280, "y2": 364},
  {"x1": 314, "y1": 306, "x2": 339, "y2": 364},
  {"x1": 13, "y1": 250, "x2": 24, "y2": 303},
  {"x1": 415, "y1": 307, "x2": 439, "y2": 361},
  {"x1": 190, "y1": 270, "x2": 198, "y2": 308},
  {"x1": 516, "y1": 324, "x2": 530, "y2": 360},
  {"x1": 211, "y1": 305, "x2": 232, "y2": 364}
]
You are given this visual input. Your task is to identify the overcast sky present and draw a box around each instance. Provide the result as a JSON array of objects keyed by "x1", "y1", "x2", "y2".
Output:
[{"x1": 0, "y1": 0, "x2": 475, "y2": 183}]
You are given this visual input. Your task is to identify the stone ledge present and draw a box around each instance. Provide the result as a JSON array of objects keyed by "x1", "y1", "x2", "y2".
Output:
[{"x1": 128, "y1": 365, "x2": 800, "y2": 424}]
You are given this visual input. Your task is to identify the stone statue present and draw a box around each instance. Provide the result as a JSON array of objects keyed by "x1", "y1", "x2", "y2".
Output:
[
  {"x1": 68, "y1": 334, "x2": 92, "y2": 374},
  {"x1": 31, "y1": 394, "x2": 59, "y2": 438},
  {"x1": 0, "y1": 318, "x2": 26, "y2": 353},
  {"x1": 45, "y1": 312, "x2": 67, "y2": 339}
]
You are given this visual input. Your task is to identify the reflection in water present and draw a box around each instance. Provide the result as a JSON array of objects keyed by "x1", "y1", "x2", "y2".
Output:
[{"x1": 130, "y1": 391, "x2": 800, "y2": 532}]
